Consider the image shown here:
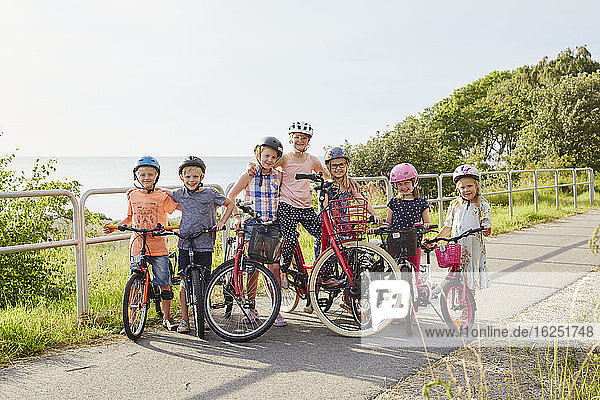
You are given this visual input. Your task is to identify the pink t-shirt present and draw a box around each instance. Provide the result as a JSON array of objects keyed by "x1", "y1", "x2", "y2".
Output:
[{"x1": 279, "y1": 154, "x2": 313, "y2": 208}]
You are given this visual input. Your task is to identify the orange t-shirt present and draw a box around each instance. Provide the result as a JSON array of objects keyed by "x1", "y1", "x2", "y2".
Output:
[{"x1": 127, "y1": 189, "x2": 178, "y2": 256}]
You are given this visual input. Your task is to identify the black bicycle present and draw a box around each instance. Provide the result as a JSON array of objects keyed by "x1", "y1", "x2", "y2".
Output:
[{"x1": 158, "y1": 227, "x2": 220, "y2": 339}]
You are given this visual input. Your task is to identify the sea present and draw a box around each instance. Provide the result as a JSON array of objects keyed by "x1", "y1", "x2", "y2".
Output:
[{"x1": 9, "y1": 156, "x2": 254, "y2": 220}]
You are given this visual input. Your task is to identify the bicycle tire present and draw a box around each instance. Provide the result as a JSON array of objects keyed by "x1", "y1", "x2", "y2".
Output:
[
  {"x1": 280, "y1": 253, "x2": 302, "y2": 313},
  {"x1": 122, "y1": 273, "x2": 149, "y2": 341},
  {"x1": 204, "y1": 259, "x2": 281, "y2": 342},
  {"x1": 400, "y1": 262, "x2": 415, "y2": 337},
  {"x1": 190, "y1": 268, "x2": 205, "y2": 339},
  {"x1": 308, "y1": 241, "x2": 401, "y2": 337},
  {"x1": 439, "y1": 280, "x2": 476, "y2": 333}
]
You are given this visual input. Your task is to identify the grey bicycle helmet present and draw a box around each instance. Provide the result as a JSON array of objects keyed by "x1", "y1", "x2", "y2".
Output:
[
  {"x1": 178, "y1": 156, "x2": 206, "y2": 176},
  {"x1": 288, "y1": 121, "x2": 313, "y2": 137}
]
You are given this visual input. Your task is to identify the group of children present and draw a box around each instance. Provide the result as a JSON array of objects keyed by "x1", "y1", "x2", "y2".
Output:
[{"x1": 105, "y1": 120, "x2": 492, "y2": 334}]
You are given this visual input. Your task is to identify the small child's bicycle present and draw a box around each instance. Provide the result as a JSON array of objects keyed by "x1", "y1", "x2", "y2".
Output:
[
  {"x1": 423, "y1": 227, "x2": 484, "y2": 333},
  {"x1": 372, "y1": 225, "x2": 484, "y2": 335},
  {"x1": 203, "y1": 200, "x2": 282, "y2": 342},
  {"x1": 108, "y1": 223, "x2": 179, "y2": 341}
]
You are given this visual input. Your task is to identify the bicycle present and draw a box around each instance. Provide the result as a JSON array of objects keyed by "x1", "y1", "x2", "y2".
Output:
[
  {"x1": 423, "y1": 227, "x2": 484, "y2": 333},
  {"x1": 203, "y1": 199, "x2": 282, "y2": 342},
  {"x1": 108, "y1": 223, "x2": 178, "y2": 341},
  {"x1": 157, "y1": 226, "x2": 220, "y2": 339},
  {"x1": 281, "y1": 173, "x2": 401, "y2": 337}
]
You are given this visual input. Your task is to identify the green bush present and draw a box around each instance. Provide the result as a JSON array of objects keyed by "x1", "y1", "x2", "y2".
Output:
[{"x1": 0, "y1": 154, "x2": 81, "y2": 308}]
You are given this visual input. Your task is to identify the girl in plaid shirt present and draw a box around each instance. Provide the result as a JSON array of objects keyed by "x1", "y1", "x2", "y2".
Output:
[{"x1": 228, "y1": 136, "x2": 288, "y2": 327}]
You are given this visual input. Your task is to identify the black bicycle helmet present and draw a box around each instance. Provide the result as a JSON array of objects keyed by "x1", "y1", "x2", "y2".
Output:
[
  {"x1": 255, "y1": 136, "x2": 284, "y2": 159},
  {"x1": 178, "y1": 156, "x2": 206, "y2": 176}
]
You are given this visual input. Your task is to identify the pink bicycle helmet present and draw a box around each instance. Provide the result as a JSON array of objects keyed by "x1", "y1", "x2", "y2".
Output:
[
  {"x1": 452, "y1": 164, "x2": 480, "y2": 183},
  {"x1": 390, "y1": 163, "x2": 419, "y2": 184}
]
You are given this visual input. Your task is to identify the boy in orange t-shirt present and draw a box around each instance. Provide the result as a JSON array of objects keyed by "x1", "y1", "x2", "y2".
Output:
[{"x1": 103, "y1": 156, "x2": 179, "y2": 330}]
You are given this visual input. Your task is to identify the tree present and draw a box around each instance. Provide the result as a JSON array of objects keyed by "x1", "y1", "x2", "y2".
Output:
[{"x1": 514, "y1": 72, "x2": 600, "y2": 170}]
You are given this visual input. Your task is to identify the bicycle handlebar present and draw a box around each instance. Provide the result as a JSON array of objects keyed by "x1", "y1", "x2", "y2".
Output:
[
  {"x1": 235, "y1": 199, "x2": 274, "y2": 226},
  {"x1": 105, "y1": 224, "x2": 177, "y2": 234},
  {"x1": 371, "y1": 224, "x2": 438, "y2": 236},
  {"x1": 423, "y1": 227, "x2": 485, "y2": 247},
  {"x1": 294, "y1": 173, "x2": 323, "y2": 182}
]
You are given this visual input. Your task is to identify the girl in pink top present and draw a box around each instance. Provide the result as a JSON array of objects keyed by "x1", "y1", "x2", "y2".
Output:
[{"x1": 249, "y1": 122, "x2": 328, "y2": 292}]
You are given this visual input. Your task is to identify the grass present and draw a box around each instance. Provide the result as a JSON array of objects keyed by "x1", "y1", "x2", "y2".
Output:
[{"x1": 1, "y1": 181, "x2": 600, "y2": 366}]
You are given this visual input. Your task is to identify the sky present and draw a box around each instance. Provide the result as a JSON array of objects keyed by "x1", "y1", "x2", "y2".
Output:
[{"x1": 1, "y1": 0, "x2": 599, "y2": 157}]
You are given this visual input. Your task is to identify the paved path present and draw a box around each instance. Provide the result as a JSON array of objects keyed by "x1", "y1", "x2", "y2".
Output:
[{"x1": 2, "y1": 210, "x2": 600, "y2": 400}]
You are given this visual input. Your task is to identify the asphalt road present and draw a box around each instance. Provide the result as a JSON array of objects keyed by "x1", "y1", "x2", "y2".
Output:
[{"x1": 2, "y1": 210, "x2": 599, "y2": 400}]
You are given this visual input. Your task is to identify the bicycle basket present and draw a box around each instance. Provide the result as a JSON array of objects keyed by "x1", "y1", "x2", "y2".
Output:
[
  {"x1": 328, "y1": 197, "x2": 369, "y2": 236},
  {"x1": 435, "y1": 243, "x2": 462, "y2": 268},
  {"x1": 248, "y1": 225, "x2": 284, "y2": 264},
  {"x1": 385, "y1": 229, "x2": 418, "y2": 258}
]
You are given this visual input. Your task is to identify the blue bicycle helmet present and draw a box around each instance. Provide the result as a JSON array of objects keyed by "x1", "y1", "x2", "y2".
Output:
[
  {"x1": 133, "y1": 156, "x2": 160, "y2": 189},
  {"x1": 324, "y1": 146, "x2": 350, "y2": 164}
]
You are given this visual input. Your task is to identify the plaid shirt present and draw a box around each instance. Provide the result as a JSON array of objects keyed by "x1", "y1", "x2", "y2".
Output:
[{"x1": 244, "y1": 169, "x2": 280, "y2": 221}]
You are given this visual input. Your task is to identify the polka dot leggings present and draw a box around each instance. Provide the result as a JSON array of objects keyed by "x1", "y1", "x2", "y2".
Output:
[{"x1": 278, "y1": 201, "x2": 322, "y2": 268}]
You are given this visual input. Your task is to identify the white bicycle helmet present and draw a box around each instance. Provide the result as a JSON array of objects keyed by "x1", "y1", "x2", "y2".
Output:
[
  {"x1": 452, "y1": 164, "x2": 480, "y2": 183},
  {"x1": 288, "y1": 121, "x2": 313, "y2": 138}
]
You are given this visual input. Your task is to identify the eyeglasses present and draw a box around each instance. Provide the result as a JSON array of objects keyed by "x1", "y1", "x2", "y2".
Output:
[{"x1": 329, "y1": 162, "x2": 348, "y2": 170}]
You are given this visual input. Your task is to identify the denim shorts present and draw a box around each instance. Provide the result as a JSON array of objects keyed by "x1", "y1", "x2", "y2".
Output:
[
  {"x1": 131, "y1": 255, "x2": 170, "y2": 287},
  {"x1": 244, "y1": 219, "x2": 281, "y2": 241}
]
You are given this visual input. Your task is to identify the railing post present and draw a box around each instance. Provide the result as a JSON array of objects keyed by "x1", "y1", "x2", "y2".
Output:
[
  {"x1": 533, "y1": 170, "x2": 539, "y2": 214},
  {"x1": 436, "y1": 175, "x2": 444, "y2": 227},
  {"x1": 590, "y1": 168, "x2": 595, "y2": 204},
  {"x1": 76, "y1": 195, "x2": 90, "y2": 316},
  {"x1": 573, "y1": 169, "x2": 578, "y2": 209},
  {"x1": 555, "y1": 170, "x2": 560, "y2": 210},
  {"x1": 508, "y1": 171, "x2": 514, "y2": 219}
]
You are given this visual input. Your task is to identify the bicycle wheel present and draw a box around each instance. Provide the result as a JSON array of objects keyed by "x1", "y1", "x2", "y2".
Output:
[
  {"x1": 439, "y1": 280, "x2": 476, "y2": 333},
  {"x1": 399, "y1": 262, "x2": 415, "y2": 337},
  {"x1": 280, "y1": 254, "x2": 301, "y2": 313},
  {"x1": 308, "y1": 241, "x2": 401, "y2": 337},
  {"x1": 189, "y1": 268, "x2": 205, "y2": 338},
  {"x1": 204, "y1": 259, "x2": 281, "y2": 342},
  {"x1": 122, "y1": 273, "x2": 149, "y2": 341}
]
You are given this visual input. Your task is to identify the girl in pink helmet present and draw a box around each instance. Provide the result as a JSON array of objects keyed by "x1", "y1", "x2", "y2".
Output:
[
  {"x1": 433, "y1": 164, "x2": 492, "y2": 293},
  {"x1": 385, "y1": 163, "x2": 432, "y2": 274}
]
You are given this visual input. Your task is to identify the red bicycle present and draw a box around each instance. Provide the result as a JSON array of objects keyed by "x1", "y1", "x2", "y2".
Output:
[
  {"x1": 280, "y1": 173, "x2": 401, "y2": 337},
  {"x1": 203, "y1": 200, "x2": 282, "y2": 342}
]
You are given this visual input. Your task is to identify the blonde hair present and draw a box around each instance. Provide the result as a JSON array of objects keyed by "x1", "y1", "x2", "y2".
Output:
[{"x1": 181, "y1": 165, "x2": 204, "y2": 177}]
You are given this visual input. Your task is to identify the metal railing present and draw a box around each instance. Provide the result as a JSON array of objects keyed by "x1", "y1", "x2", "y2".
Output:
[{"x1": 0, "y1": 167, "x2": 595, "y2": 316}]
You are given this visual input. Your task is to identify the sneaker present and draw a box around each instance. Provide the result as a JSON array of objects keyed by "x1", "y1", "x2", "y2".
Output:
[
  {"x1": 177, "y1": 320, "x2": 190, "y2": 333},
  {"x1": 303, "y1": 304, "x2": 313, "y2": 314},
  {"x1": 162, "y1": 317, "x2": 178, "y2": 331},
  {"x1": 280, "y1": 272, "x2": 290, "y2": 289},
  {"x1": 241, "y1": 309, "x2": 259, "y2": 324},
  {"x1": 273, "y1": 314, "x2": 288, "y2": 327}
]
